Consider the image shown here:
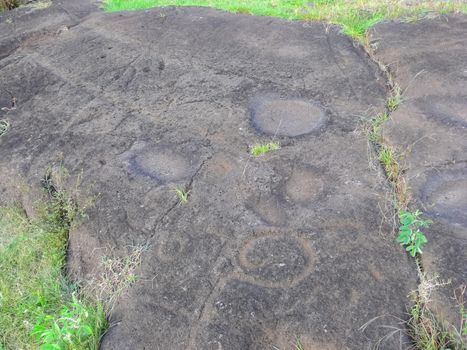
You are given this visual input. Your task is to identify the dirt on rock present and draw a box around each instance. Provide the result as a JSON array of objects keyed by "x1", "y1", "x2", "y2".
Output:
[{"x1": 2, "y1": 2, "x2": 464, "y2": 349}]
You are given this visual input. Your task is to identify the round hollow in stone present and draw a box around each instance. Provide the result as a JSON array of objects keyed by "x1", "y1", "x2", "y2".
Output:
[
  {"x1": 286, "y1": 169, "x2": 324, "y2": 204},
  {"x1": 250, "y1": 96, "x2": 326, "y2": 137},
  {"x1": 246, "y1": 196, "x2": 287, "y2": 226},
  {"x1": 129, "y1": 147, "x2": 192, "y2": 182}
]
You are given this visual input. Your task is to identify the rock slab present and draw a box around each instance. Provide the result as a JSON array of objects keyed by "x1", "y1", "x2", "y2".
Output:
[
  {"x1": 370, "y1": 15, "x2": 467, "y2": 323},
  {"x1": 0, "y1": 3, "x2": 420, "y2": 349}
]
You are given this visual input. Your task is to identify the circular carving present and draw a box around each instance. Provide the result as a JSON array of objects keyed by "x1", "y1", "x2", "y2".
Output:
[
  {"x1": 285, "y1": 169, "x2": 324, "y2": 204},
  {"x1": 129, "y1": 145, "x2": 192, "y2": 182},
  {"x1": 238, "y1": 233, "x2": 316, "y2": 287},
  {"x1": 250, "y1": 96, "x2": 326, "y2": 137},
  {"x1": 246, "y1": 196, "x2": 287, "y2": 226}
]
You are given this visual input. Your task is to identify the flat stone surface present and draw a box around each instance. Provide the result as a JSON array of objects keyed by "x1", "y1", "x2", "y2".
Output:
[
  {"x1": 370, "y1": 15, "x2": 467, "y2": 321},
  {"x1": 0, "y1": 3, "x2": 418, "y2": 349},
  {"x1": 0, "y1": 0, "x2": 97, "y2": 60}
]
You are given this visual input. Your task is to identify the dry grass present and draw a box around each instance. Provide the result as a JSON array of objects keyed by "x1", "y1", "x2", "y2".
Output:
[
  {"x1": 365, "y1": 113, "x2": 411, "y2": 210},
  {"x1": 86, "y1": 246, "x2": 145, "y2": 310},
  {"x1": 407, "y1": 269, "x2": 466, "y2": 350},
  {"x1": 0, "y1": 0, "x2": 19, "y2": 11},
  {"x1": 41, "y1": 166, "x2": 97, "y2": 227},
  {"x1": 359, "y1": 278, "x2": 466, "y2": 349}
]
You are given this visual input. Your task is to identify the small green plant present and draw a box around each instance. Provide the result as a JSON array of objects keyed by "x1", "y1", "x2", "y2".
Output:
[
  {"x1": 387, "y1": 84, "x2": 403, "y2": 111},
  {"x1": 250, "y1": 141, "x2": 281, "y2": 156},
  {"x1": 173, "y1": 187, "x2": 189, "y2": 203},
  {"x1": 397, "y1": 210, "x2": 431, "y2": 257},
  {"x1": 0, "y1": 119, "x2": 9, "y2": 136},
  {"x1": 32, "y1": 296, "x2": 106, "y2": 350}
]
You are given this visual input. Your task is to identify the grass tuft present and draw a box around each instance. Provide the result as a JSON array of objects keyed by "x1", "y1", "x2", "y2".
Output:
[
  {"x1": 250, "y1": 141, "x2": 281, "y2": 156},
  {"x1": 41, "y1": 166, "x2": 96, "y2": 228},
  {"x1": 367, "y1": 112, "x2": 389, "y2": 143},
  {"x1": 387, "y1": 83, "x2": 403, "y2": 111},
  {"x1": 366, "y1": 113, "x2": 410, "y2": 210},
  {"x1": 376, "y1": 143, "x2": 411, "y2": 218},
  {"x1": 173, "y1": 187, "x2": 190, "y2": 203},
  {"x1": 407, "y1": 275, "x2": 466, "y2": 350},
  {"x1": 294, "y1": 338, "x2": 304, "y2": 350},
  {"x1": 87, "y1": 246, "x2": 144, "y2": 310},
  {"x1": 378, "y1": 145, "x2": 399, "y2": 182}
]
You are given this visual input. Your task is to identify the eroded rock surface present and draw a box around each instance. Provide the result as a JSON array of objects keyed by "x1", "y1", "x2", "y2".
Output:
[
  {"x1": 0, "y1": 3, "x2": 421, "y2": 349},
  {"x1": 370, "y1": 15, "x2": 467, "y2": 322}
]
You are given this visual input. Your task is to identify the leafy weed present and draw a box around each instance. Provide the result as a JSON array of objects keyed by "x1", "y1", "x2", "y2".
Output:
[{"x1": 397, "y1": 210, "x2": 431, "y2": 257}]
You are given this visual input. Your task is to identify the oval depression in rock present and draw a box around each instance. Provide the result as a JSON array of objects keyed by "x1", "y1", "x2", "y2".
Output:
[
  {"x1": 250, "y1": 96, "x2": 326, "y2": 137},
  {"x1": 129, "y1": 147, "x2": 192, "y2": 183}
]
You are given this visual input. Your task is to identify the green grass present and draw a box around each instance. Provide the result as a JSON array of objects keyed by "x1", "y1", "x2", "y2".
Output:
[
  {"x1": 408, "y1": 290, "x2": 466, "y2": 349},
  {"x1": 0, "y1": 204, "x2": 107, "y2": 349},
  {"x1": 366, "y1": 111, "x2": 410, "y2": 209},
  {"x1": 103, "y1": 0, "x2": 467, "y2": 39},
  {"x1": 367, "y1": 112, "x2": 389, "y2": 143},
  {"x1": 173, "y1": 186, "x2": 190, "y2": 203},
  {"x1": 294, "y1": 338, "x2": 304, "y2": 350},
  {"x1": 250, "y1": 141, "x2": 281, "y2": 156},
  {"x1": 387, "y1": 83, "x2": 403, "y2": 111}
]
